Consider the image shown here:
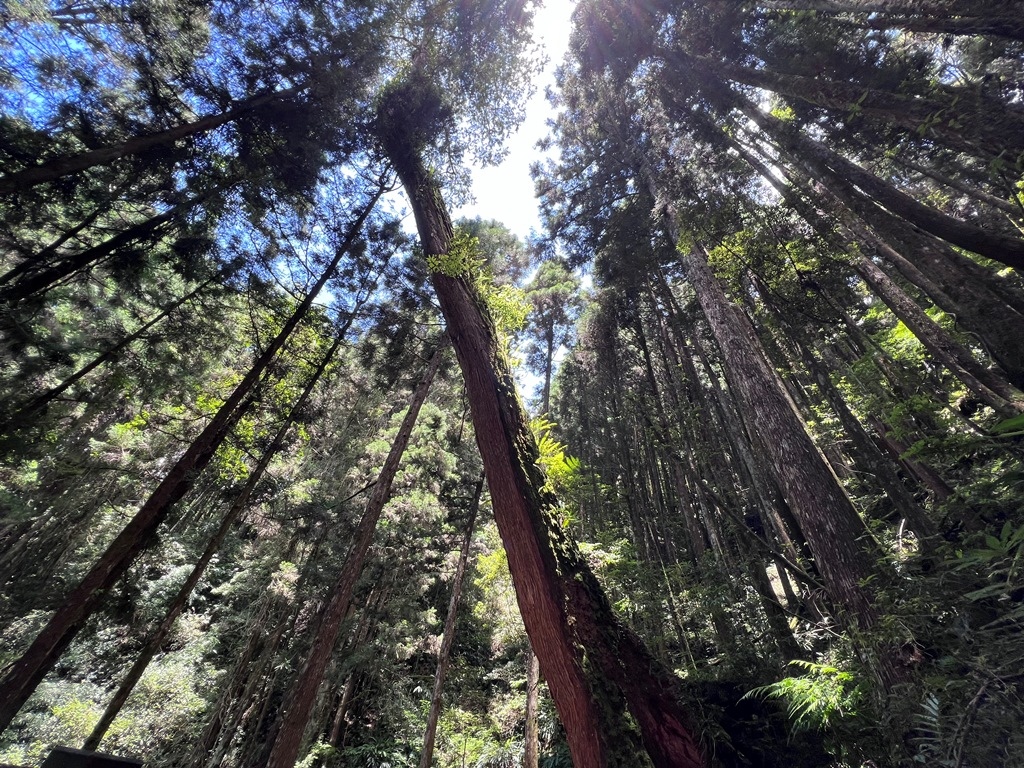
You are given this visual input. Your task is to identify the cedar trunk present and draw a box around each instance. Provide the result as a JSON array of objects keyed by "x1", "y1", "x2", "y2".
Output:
[
  {"x1": 377, "y1": 86, "x2": 703, "y2": 768},
  {"x1": 682, "y1": 245, "x2": 879, "y2": 629},
  {"x1": 264, "y1": 346, "x2": 444, "y2": 768}
]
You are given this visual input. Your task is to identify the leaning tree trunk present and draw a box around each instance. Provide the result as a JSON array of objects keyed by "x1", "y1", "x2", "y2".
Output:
[
  {"x1": 376, "y1": 78, "x2": 704, "y2": 768},
  {"x1": 0, "y1": 186, "x2": 222, "y2": 304},
  {"x1": 419, "y1": 476, "x2": 483, "y2": 768},
  {"x1": 81, "y1": 328, "x2": 348, "y2": 751},
  {"x1": 0, "y1": 87, "x2": 301, "y2": 194},
  {"x1": 729, "y1": 135, "x2": 1024, "y2": 405},
  {"x1": 681, "y1": 244, "x2": 879, "y2": 625},
  {"x1": 0, "y1": 184, "x2": 382, "y2": 733},
  {"x1": 265, "y1": 345, "x2": 444, "y2": 768},
  {"x1": 708, "y1": 57, "x2": 1024, "y2": 161},
  {"x1": 688, "y1": 66, "x2": 1024, "y2": 269}
]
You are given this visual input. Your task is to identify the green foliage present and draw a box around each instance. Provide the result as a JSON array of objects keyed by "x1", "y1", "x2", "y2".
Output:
[
  {"x1": 530, "y1": 417, "x2": 582, "y2": 503},
  {"x1": 743, "y1": 661, "x2": 863, "y2": 731},
  {"x1": 427, "y1": 230, "x2": 485, "y2": 278}
]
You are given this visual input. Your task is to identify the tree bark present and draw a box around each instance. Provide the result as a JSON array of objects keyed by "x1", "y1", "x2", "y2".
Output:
[
  {"x1": 682, "y1": 244, "x2": 879, "y2": 630},
  {"x1": 377, "y1": 87, "x2": 704, "y2": 768},
  {"x1": 265, "y1": 344, "x2": 444, "y2": 768},
  {"x1": 0, "y1": 184, "x2": 382, "y2": 733},
  {"x1": 419, "y1": 475, "x2": 483, "y2": 768}
]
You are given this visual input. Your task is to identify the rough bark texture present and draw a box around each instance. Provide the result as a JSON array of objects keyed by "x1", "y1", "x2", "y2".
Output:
[
  {"x1": 682, "y1": 245, "x2": 879, "y2": 629},
  {"x1": 418, "y1": 476, "x2": 483, "y2": 768},
  {"x1": 377, "y1": 84, "x2": 703, "y2": 768},
  {"x1": 0, "y1": 188, "x2": 381, "y2": 733},
  {"x1": 264, "y1": 346, "x2": 443, "y2": 768}
]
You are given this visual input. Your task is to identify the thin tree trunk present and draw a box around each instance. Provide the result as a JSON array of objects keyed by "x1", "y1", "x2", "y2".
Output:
[
  {"x1": 264, "y1": 345, "x2": 445, "y2": 768},
  {"x1": 0, "y1": 88, "x2": 301, "y2": 193},
  {"x1": 700, "y1": 73, "x2": 1024, "y2": 269},
  {"x1": 3, "y1": 276, "x2": 219, "y2": 429},
  {"x1": 81, "y1": 329, "x2": 347, "y2": 751},
  {"x1": 377, "y1": 88, "x2": 704, "y2": 768},
  {"x1": 0, "y1": 179, "x2": 130, "y2": 286},
  {"x1": 0, "y1": 184, "x2": 382, "y2": 732},
  {"x1": 709, "y1": 57, "x2": 1024, "y2": 160},
  {"x1": 419, "y1": 475, "x2": 483, "y2": 768},
  {"x1": 524, "y1": 651, "x2": 540, "y2": 768},
  {"x1": 0, "y1": 187, "x2": 220, "y2": 304}
]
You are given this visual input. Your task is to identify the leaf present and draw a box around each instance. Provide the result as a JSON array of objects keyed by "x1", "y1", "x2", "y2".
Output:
[{"x1": 992, "y1": 413, "x2": 1024, "y2": 435}]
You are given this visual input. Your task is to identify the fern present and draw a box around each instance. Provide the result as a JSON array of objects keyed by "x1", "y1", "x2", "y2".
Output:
[{"x1": 742, "y1": 660, "x2": 862, "y2": 731}]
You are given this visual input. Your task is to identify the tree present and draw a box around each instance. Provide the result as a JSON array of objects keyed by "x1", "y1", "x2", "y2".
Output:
[
  {"x1": 0, "y1": 178, "x2": 385, "y2": 732},
  {"x1": 377, "y1": 70, "x2": 703, "y2": 767},
  {"x1": 418, "y1": 475, "x2": 483, "y2": 768},
  {"x1": 264, "y1": 344, "x2": 444, "y2": 768}
]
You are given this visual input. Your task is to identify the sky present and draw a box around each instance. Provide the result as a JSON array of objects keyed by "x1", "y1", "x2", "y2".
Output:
[{"x1": 453, "y1": 0, "x2": 577, "y2": 239}]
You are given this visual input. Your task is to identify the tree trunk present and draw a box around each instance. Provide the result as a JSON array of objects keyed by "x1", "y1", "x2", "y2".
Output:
[
  {"x1": 377, "y1": 85, "x2": 704, "y2": 768},
  {"x1": 710, "y1": 57, "x2": 1024, "y2": 161},
  {"x1": 0, "y1": 184, "x2": 382, "y2": 733},
  {"x1": 682, "y1": 244, "x2": 879, "y2": 629},
  {"x1": 524, "y1": 650, "x2": 541, "y2": 768},
  {"x1": 419, "y1": 475, "x2": 483, "y2": 768},
  {"x1": 0, "y1": 88, "x2": 301, "y2": 193},
  {"x1": 0, "y1": 187, "x2": 220, "y2": 304},
  {"x1": 3, "y1": 276, "x2": 218, "y2": 429},
  {"x1": 81, "y1": 329, "x2": 347, "y2": 751},
  {"x1": 701, "y1": 72, "x2": 1024, "y2": 269},
  {"x1": 265, "y1": 345, "x2": 444, "y2": 768}
]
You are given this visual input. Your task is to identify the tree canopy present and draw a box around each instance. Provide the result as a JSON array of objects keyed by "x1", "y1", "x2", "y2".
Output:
[{"x1": 2, "y1": 2, "x2": 1024, "y2": 767}]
